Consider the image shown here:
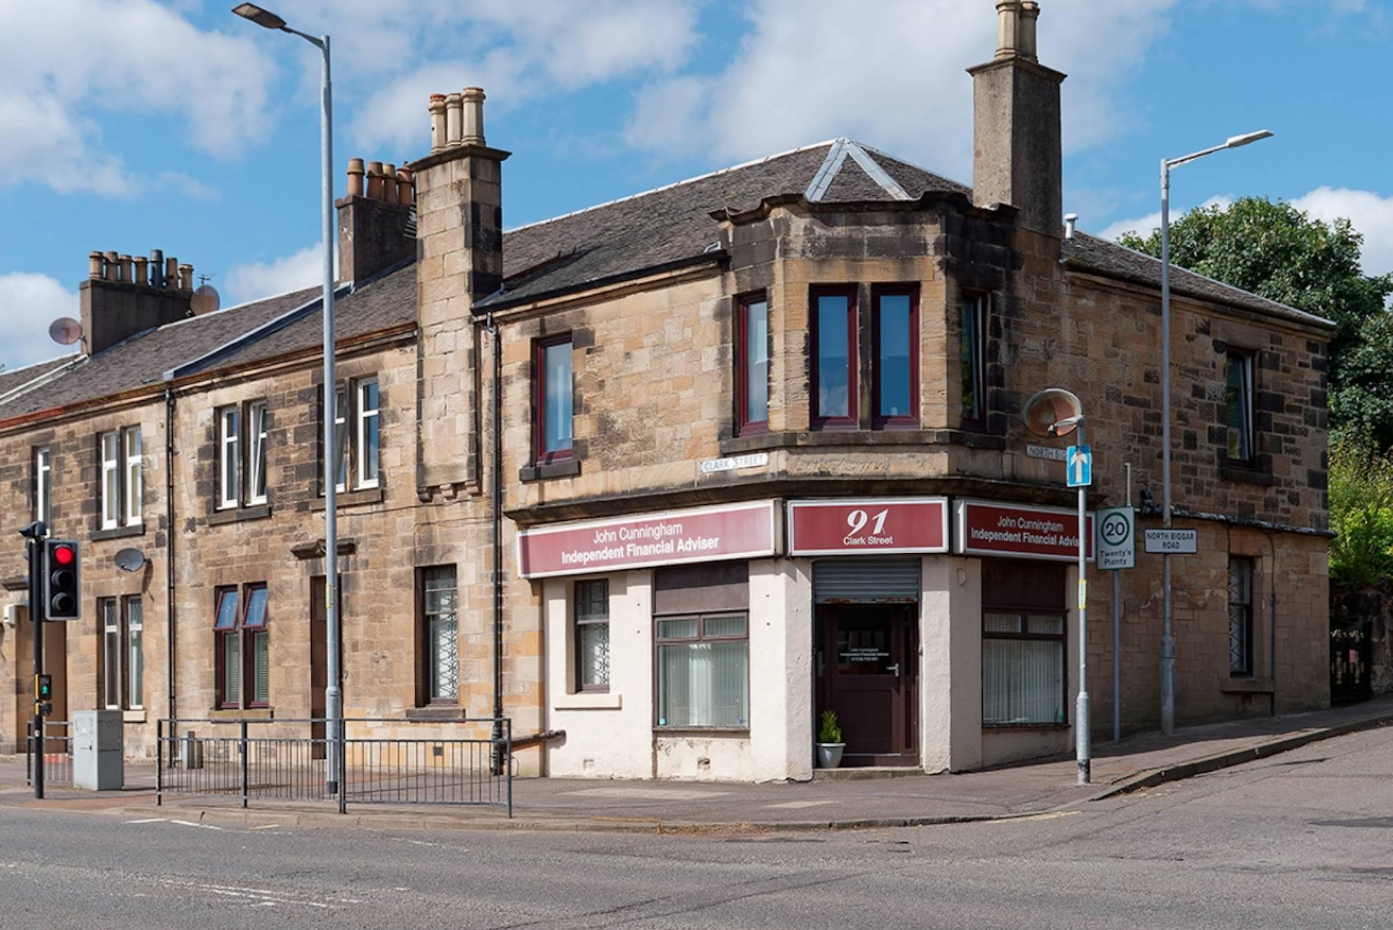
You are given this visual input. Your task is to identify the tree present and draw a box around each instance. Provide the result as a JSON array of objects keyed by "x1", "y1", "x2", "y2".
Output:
[
  {"x1": 1119, "y1": 197, "x2": 1393, "y2": 449},
  {"x1": 1328, "y1": 436, "x2": 1393, "y2": 590}
]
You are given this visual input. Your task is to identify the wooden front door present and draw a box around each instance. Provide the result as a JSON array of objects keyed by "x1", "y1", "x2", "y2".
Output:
[{"x1": 818, "y1": 604, "x2": 918, "y2": 766}]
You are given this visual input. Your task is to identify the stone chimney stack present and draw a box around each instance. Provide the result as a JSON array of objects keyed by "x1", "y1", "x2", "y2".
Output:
[
  {"x1": 79, "y1": 248, "x2": 195, "y2": 355},
  {"x1": 336, "y1": 154, "x2": 416, "y2": 285},
  {"x1": 411, "y1": 86, "x2": 510, "y2": 494},
  {"x1": 969, "y1": 0, "x2": 1065, "y2": 237}
]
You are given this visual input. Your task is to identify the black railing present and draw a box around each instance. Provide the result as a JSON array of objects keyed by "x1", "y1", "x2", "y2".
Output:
[
  {"x1": 25, "y1": 720, "x2": 72, "y2": 788},
  {"x1": 157, "y1": 717, "x2": 512, "y2": 817}
]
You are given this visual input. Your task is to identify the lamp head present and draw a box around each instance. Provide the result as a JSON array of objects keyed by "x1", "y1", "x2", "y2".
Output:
[
  {"x1": 232, "y1": 3, "x2": 287, "y2": 29},
  {"x1": 1226, "y1": 130, "x2": 1273, "y2": 149}
]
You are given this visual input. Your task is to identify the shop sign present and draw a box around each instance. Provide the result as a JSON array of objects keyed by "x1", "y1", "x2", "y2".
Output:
[
  {"x1": 954, "y1": 500, "x2": 1094, "y2": 563},
  {"x1": 789, "y1": 498, "x2": 949, "y2": 556},
  {"x1": 517, "y1": 500, "x2": 778, "y2": 578}
]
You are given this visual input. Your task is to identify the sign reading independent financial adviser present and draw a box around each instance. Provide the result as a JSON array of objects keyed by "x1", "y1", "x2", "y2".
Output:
[
  {"x1": 955, "y1": 500, "x2": 1094, "y2": 562},
  {"x1": 788, "y1": 498, "x2": 950, "y2": 556},
  {"x1": 517, "y1": 500, "x2": 779, "y2": 579}
]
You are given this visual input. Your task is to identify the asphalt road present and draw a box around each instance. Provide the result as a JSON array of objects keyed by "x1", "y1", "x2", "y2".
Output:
[{"x1": 2, "y1": 726, "x2": 1391, "y2": 930}]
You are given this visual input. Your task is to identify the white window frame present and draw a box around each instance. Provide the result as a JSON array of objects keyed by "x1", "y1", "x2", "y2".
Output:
[
  {"x1": 100, "y1": 431, "x2": 120, "y2": 530},
  {"x1": 248, "y1": 401, "x2": 268, "y2": 505},
  {"x1": 123, "y1": 426, "x2": 142, "y2": 527},
  {"x1": 356, "y1": 378, "x2": 380, "y2": 490},
  {"x1": 126, "y1": 596, "x2": 144, "y2": 709},
  {"x1": 102, "y1": 598, "x2": 121, "y2": 709},
  {"x1": 34, "y1": 446, "x2": 51, "y2": 527},
  {"x1": 217, "y1": 406, "x2": 241, "y2": 511}
]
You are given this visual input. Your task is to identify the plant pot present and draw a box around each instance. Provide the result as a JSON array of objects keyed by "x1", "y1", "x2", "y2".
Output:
[{"x1": 816, "y1": 742, "x2": 845, "y2": 769}]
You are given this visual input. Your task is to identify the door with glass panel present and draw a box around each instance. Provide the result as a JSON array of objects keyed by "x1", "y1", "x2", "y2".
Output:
[{"x1": 818, "y1": 605, "x2": 918, "y2": 766}]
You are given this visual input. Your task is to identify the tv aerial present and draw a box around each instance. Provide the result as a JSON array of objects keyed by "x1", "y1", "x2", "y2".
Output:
[{"x1": 191, "y1": 273, "x2": 221, "y2": 316}]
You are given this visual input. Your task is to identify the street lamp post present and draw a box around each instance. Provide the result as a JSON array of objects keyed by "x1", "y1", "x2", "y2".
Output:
[
  {"x1": 1159, "y1": 130, "x2": 1272, "y2": 734},
  {"x1": 233, "y1": 4, "x2": 342, "y2": 800}
]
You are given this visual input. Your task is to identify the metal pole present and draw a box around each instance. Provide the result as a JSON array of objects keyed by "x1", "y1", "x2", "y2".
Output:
[
  {"x1": 1077, "y1": 421, "x2": 1090, "y2": 785},
  {"x1": 489, "y1": 314, "x2": 505, "y2": 776},
  {"x1": 1159, "y1": 158, "x2": 1176, "y2": 736},
  {"x1": 316, "y1": 33, "x2": 343, "y2": 797},
  {"x1": 30, "y1": 535, "x2": 44, "y2": 800},
  {"x1": 1113, "y1": 568, "x2": 1121, "y2": 743}
]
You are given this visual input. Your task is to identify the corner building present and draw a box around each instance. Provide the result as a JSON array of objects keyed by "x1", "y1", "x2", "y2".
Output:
[{"x1": 0, "y1": 1, "x2": 1332, "y2": 782}]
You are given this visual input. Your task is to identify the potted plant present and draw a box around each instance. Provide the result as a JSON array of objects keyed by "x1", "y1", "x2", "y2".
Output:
[{"x1": 816, "y1": 710, "x2": 845, "y2": 769}]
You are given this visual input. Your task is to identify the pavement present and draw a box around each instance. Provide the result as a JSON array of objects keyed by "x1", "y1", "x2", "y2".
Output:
[{"x1": 4, "y1": 695, "x2": 1391, "y2": 834}]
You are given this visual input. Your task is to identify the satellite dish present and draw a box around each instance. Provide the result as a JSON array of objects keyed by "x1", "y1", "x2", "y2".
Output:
[
  {"x1": 1022, "y1": 388, "x2": 1084, "y2": 438},
  {"x1": 49, "y1": 317, "x2": 84, "y2": 346},
  {"x1": 114, "y1": 547, "x2": 148, "y2": 573},
  {"x1": 191, "y1": 283, "x2": 221, "y2": 316}
]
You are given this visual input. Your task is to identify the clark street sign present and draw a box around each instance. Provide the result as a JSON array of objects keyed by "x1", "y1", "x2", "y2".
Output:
[
  {"x1": 1144, "y1": 528, "x2": 1199, "y2": 554},
  {"x1": 1096, "y1": 506, "x2": 1135, "y2": 570}
]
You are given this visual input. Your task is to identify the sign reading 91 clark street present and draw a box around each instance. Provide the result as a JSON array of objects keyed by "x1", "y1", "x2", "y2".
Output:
[
  {"x1": 517, "y1": 500, "x2": 778, "y2": 579},
  {"x1": 954, "y1": 500, "x2": 1094, "y2": 562},
  {"x1": 788, "y1": 498, "x2": 949, "y2": 556}
]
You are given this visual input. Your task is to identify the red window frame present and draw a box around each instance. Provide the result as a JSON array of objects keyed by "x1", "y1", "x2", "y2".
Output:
[
  {"x1": 809, "y1": 285, "x2": 859, "y2": 430},
  {"x1": 871, "y1": 284, "x2": 920, "y2": 429},
  {"x1": 736, "y1": 293, "x2": 770, "y2": 435},
  {"x1": 214, "y1": 584, "x2": 270, "y2": 709},
  {"x1": 534, "y1": 334, "x2": 574, "y2": 465}
]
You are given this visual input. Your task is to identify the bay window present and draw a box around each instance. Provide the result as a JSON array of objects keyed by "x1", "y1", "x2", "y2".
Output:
[
  {"x1": 810, "y1": 286, "x2": 857, "y2": 429},
  {"x1": 736, "y1": 295, "x2": 769, "y2": 434},
  {"x1": 872, "y1": 286, "x2": 918, "y2": 428}
]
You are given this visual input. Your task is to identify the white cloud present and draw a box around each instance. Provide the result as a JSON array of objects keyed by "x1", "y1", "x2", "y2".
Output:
[
  {"x1": 1293, "y1": 187, "x2": 1393, "y2": 279},
  {"x1": 1096, "y1": 195, "x2": 1234, "y2": 242},
  {"x1": 269, "y1": 0, "x2": 702, "y2": 155},
  {"x1": 0, "y1": 0, "x2": 274, "y2": 195},
  {"x1": 225, "y1": 241, "x2": 336, "y2": 306},
  {"x1": 622, "y1": 0, "x2": 1182, "y2": 177},
  {"x1": 0, "y1": 274, "x2": 81, "y2": 373}
]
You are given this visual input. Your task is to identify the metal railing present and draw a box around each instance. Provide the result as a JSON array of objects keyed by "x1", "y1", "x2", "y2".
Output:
[
  {"x1": 157, "y1": 717, "x2": 512, "y2": 817},
  {"x1": 25, "y1": 720, "x2": 72, "y2": 788}
]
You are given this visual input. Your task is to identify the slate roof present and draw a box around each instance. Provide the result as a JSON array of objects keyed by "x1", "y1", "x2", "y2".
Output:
[
  {"x1": 482, "y1": 139, "x2": 971, "y2": 308},
  {"x1": 1061, "y1": 232, "x2": 1335, "y2": 331},
  {"x1": 0, "y1": 137, "x2": 1329, "y2": 424}
]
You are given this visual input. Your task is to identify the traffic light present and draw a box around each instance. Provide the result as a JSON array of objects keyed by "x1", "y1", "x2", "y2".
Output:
[
  {"x1": 35, "y1": 674, "x2": 52, "y2": 717},
  {"x1": 42, "y1": 539, "x2": 80, "y2": 621}
]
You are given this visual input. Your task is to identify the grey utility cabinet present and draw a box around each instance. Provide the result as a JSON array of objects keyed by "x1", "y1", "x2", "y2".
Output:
[{"x1": 72, "y1": 709, "x2": 124, "y2": 791}]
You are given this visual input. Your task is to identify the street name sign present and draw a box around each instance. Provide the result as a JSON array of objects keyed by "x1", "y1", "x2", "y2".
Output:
[{"x1": 1144, "y1": 528, "x2": 1198, "y2": 554}]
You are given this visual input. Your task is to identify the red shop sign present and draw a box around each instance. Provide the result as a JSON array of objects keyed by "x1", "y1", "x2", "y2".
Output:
[
  {"x1": 517, "y1": 500, "x2": 778, "y2": 579},
  {"x1": 788, "y1": 499, "x2": 949, "y2": 556},
  {"x1": 955, "y1": 500, "x2": 1094, "y2": 562}
]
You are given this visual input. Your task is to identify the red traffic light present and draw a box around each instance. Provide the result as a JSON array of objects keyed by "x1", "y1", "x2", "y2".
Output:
[{"x1": 52, "y1": 545, "x2": 75, "y2": 567}]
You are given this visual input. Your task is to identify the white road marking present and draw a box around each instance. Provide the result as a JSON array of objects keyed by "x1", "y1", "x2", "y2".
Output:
[
  {"x1": 124, "y1": 818, "x2": 167, "y2": 824},
  {"x1": 170, "y1": 819, "x2": 223, "y2": 830},
  {"x1": 765, "y1": 800, "x2": 837, "y2": 810}
]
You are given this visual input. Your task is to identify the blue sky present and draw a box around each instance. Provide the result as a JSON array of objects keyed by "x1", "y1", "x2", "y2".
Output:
[{"x1": 2, "y1": 0, "x2": 1390, "y2": 374}]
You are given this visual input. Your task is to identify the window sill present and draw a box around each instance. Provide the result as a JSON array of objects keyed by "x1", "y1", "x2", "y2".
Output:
[
  {"x1": 1221, "y1": 677, "x2": 1274, "y2": 695},
  {"x1": 207, "y1": 707, "x2": 275, "y2": 720},
  {"x1": 555, "y1": 692, "x2": 622, "y2": 711},
  {"x1": 982, "y1": 723, "x2": 1071, "y2": 732},
  {"x1": 520, "y1": 459, "x2": 581, "y2": 482},
  {"x1": 720, "y1": 429, "x2": 1005, "y2": 455},
  {"x1": 404, "y1": 705, "x2": 468, "y2": 721},
  {"x1": 1220, "y1": 462, "x2": 1273, "y2": 486},
  {"x1": 123, "y1": 709, "x2": 147, "y2": 724},
  {"x1": 92, "y1": 524, "x2": 145, "y2": 542},
  {"x1": 654, "y1": 727, "x2": 749, "y2": 736},
  {"x1": 208, "y1": 503, "x2": 272, "y2": 526},
  {"x1": 312, "y1": 486, "x2": 384, "y2": 510}
]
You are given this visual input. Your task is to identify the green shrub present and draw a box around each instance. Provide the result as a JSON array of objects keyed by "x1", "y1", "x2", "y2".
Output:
[
  {"x1": 1329, "y1": 436, "x2": 1393, "y2": 589},
  {"x1": 818, "y1": 710, "x2": 842, "y2": 744}
]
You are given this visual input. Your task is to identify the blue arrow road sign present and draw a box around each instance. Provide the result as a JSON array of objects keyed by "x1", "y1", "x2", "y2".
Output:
[{"x1": 1067, "y1": 445, "x2": 1092, "y2": 487}]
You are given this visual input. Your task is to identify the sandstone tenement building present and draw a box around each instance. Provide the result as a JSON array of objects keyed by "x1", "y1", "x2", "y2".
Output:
[{"x1": 0, "y1": 1, "x2": 1333, "y2": 780}]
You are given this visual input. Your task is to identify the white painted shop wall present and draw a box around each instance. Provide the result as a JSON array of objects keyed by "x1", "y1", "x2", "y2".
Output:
[{"x1": 543, "y1": 559, "x2": 814, "y2": 782}]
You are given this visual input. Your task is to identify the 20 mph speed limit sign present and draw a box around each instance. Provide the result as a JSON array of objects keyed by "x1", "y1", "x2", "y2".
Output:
[{"x1": 1096, "y1": 506, "x2": 1135, "y2": 570}]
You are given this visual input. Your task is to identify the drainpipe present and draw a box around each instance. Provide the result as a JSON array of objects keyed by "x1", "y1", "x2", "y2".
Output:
[
  {"x1": 487, "y1": 311, "x2": 504, "y2": 774},
  {"x1": 164, "y1": 381, "x2": 177, "y2": 726}
]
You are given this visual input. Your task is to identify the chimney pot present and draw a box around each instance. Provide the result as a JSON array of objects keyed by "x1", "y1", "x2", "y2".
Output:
[
  {"x1": 133, "y1": 256, "x2": 149, "y2": 286},
  {"x1": 1064, "y1": 213, "x2": 1078, "y2": 239},
  {"x1": 461, "y1": 86, "x2": 486, "y2": 145},
  {"x1": 995, "y1": 0, "x2": 1021, "y2": 60},
  {"x1": 396, "y1": 165, "x2": 414, "y2": 205},
  {"x1": 382, "y1": 163, "x2": 398, "y2": 203},
  {"x1": 445, "y1": 92, "x2": 463, "y2": 146},
  {"x1": 366, "y1": 161, "x2": 385, "y2": 200},
  {"x1": 429, "y1": 95, "x2": 448, "y2": 153},
  {"x1": 165, "y1": 257, "x2": 179, "y2": 289},
  {"x1": 89, "y1": 251, "x2": 104, "y2": 279},
  {"x1": 117, "y1": 255, "x2": 133, "y2": 284},
  {"x1": 178, "y1": 264, "x2": 193, "y2": 292},
  {"x1": 347, "y1": 157, "x2": 365, "y2": 197},
  {"x1": 1019, "y1": 2, "x2": 1040, "y2": 61},
  {"x1": 151, "y1": 249, "x2": 164, "y2": 287},
  {"x1": 104, "y1": 251, "x2": 119, "y2": 282}
]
